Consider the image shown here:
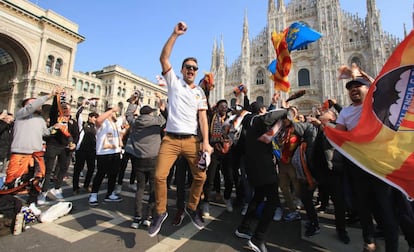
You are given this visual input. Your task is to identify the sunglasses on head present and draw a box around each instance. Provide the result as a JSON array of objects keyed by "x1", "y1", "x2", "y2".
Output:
[{"x1": 184, "y1": 64, "x2": 198, "y2": 71}]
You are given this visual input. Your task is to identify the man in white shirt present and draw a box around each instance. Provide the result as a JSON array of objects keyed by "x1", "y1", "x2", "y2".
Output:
[{"x1": 148, "y1": 21, "x2": 213, "y2": 237}]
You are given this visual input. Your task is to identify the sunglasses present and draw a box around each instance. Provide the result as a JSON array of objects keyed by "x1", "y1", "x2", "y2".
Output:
[{"x1": 184, "y1": 64, "x2": 198, "y2": 71}]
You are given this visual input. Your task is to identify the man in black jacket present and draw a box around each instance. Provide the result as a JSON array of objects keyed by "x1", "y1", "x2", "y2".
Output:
[
  {"x1": 72, "y1": 99, "x2": 98, "y2": 194},
  {"x1": 38, "y1": 94, "x2": 79, "y2": 205},
  {"x1": 234, "y1": 102, "x2": 286, "y2": 252}
]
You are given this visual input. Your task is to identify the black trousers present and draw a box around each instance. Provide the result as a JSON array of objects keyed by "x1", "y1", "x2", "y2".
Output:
[
  {"x1": 92, "y1": 153, "x2": 121, "y2": 197},
  {"x1": 348, "y1": 161, "x2": 399, "y2": 252},
  {"x1": 299, "y1": 182, "x2": 318, "y2": 226},
  {"x1": 239, "y1": 183, "x2": 279, "y2": 242},
  {"x1": 72, "y1": 149, "x2": 96, "y2": 191},
  {"x1": 117, "y1": 152, "x2": 136, "y2": 185},
  {"x1": 203, "y1": 151, "x2": 234, "y2": 202},
  {"x1": 174, "y1": 156, "x2": 191, "y2": 210},
  {"x1": 43, "y1": 145, "x2": 70, "y2": 192},
  {"x1": 394, "y1": 189, "x2": 414, "y2": 248}
]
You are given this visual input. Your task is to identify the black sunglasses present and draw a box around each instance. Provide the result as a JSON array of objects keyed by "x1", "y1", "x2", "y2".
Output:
[{"x1": 184, "y1": 64, "x2": 198, "y2": 71}]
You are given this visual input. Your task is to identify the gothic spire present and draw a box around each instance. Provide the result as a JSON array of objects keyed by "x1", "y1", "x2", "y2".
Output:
[
  {"x1": 366, "y1": 0, "x2": 377, "y2": 15},
  {"x1": 277, "y1": 0, "x2": 285, "y2": 11},
  {"x1": 243, "y1": 9, "x2": 249, "y2": 41},
  {"x1": 268, "y1": 0, "x2": 275, "y2": 12}
]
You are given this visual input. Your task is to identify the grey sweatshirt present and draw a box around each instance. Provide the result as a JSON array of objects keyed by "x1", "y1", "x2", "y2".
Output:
[{"x1": 11, "y1": 95, "x2": 51, "y2": 154}]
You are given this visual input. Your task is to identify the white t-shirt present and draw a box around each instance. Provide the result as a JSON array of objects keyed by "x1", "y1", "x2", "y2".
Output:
[
  {"x1": 163, "y1": 68, "x2": 208, "y2": 135},
  {"x1": 96, "y1": 119, "x2": 122, "y2": 155},
  {"x1": 336, "y1": 104, "x2": 363, "y2": 131}
]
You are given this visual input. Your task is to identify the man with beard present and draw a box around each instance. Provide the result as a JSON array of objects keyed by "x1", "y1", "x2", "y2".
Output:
[
  {"x1": 335, "y1": 77, "x2": 399, "y2": 252},
  {"x1": 148, "y1": 21, "x2": 213, "y2": 237},
  {"x1": 201, "y1": 99, "x2": 234, "y2": 217}
]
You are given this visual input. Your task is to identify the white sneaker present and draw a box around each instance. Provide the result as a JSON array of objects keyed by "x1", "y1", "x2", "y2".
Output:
[
  {"x1": 273, "y1": 207, "x2": 283, "y2": 221},
  {"x1": 202, "y1": 202, "x2": 210, "y2": 217},
  {"x1": 50, "y1": 188, "x2": 64, "y2": 200},
  {"x1": 128, "y1": 184, "x2": 137, "y2": 191},
  {"x1": 224, "y1": 198, "x2": 233, "y2": 212},
  {"x1": 89, "y1": 193, "x2": 98, "y2": 206},
  {"x1": 241, "y1": 203, "x2": 248, "y2": 216},
  {"x1": 104, "y1": 192, "x2": 123, "y2": 202},
  {"x1": 29, "y1": 202, "x2": 42, "y2": 216},
  {"x1": 114, "y1": 184, "x2": 122, "y2": 194},
  {"x1": 37, "y1": 192, "x2": 48, "y2": 205}
]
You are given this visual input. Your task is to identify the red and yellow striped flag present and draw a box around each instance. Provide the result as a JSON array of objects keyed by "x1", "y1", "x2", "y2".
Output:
[
  {"x1": 270, "y1": 29, "x2": 291, "y2": 92},
  {"x1": 324, "y1": 30, "x2": 414, "y2": 200}
]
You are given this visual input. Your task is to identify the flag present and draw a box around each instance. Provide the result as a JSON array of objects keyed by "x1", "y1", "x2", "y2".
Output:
[
  {"x1": 269, "y1": 23, "x2": 322, "y2": 92},
  {"x1": 286, "y1": 22, "x2": 322, "y2": 52},
  {"x1": 270, "y1": 30, "x2": 291, "y2": 92},
  {"x1": 324, "y1": 31, "x2": 414, "y2": 200},
  {"x1": 199, "y1": 72, "x2": 214, "y2": 97}
]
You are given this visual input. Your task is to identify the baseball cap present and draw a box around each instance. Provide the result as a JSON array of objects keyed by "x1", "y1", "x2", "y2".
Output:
[
  {"x1": 249, "y1": 101, "x2": 265, "y2": 114},
  {"x1": 140, "y1": 105, "x2": 156, "y2": 115},
  {"x1": 345, "y1": 77, "x2": 371, "y2": 90}
]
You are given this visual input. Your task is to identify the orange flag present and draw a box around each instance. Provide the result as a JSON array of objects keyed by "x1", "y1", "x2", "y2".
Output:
[
  {"x1": 270, "y1": 29, "x2": 291, "y2": 92},
  {"x1": 324, "y1": 31, "x2": 414, "y2": 199}
]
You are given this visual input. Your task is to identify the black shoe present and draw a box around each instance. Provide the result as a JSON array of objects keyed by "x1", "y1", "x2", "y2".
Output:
[
  {"x1": 185, "y1": 207, "x2": 204, "y2": 230},
  {"x1": 316, "y1": 205, "x2": 327, "y2": 213},
  {"x1": 337, "y1": 231, "x2": 350, "y2": 244},
  {"x1": 131, "y1": 216, "x2": 142, "y2": 229},
  {"x1": 235, "y1": 227, "x2": 253, "y2": 239},
  {"x1": 247, "y1": 237, "x2": 268, "y2": 252},
  {"x1": 148, "y1": 212, "x2": 168, "y2": 237},
  {"x1": 373, "y1": 229, "x2": 384, "y2": 240},
  {"x1": 172, "y1": 208, "x2": 185, "y2": 226},
  {"x1": 305, "y1": 223, "x2": 321, "y2": 237}
]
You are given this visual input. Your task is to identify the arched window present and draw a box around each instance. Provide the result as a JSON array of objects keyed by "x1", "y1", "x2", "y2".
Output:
[
  {"x1": 257, "y1": 96, "x2": 264, "y2": 104},
  {"x1": 46, "y1": 55, "x2": 54, "y2": 74},
  {"x1": 256, "y1": 70, "x2": 265, "y2": 85},
  {"x1": 351, "y1": 57, "x2": 362, "y2": 68},
  {"x1": 230, "y1": 98, "x2": 237, "y2": 107},
  {"x1": 96, "y1": 85, "x2": 101, "y2": 96},
  {"x1": 90, "y1": 83, "x2": 95, "y2": 94},
  {"x1": 54, "y1": 58, "x2": 63, "y2": 76},
  {"x1": 72, "y1": 78, "x2": 76, "y2": 87},
  {"x1": 83, "y1": 82, "x2": 89, "y2": 92},
  {"x1": 77, "y1": 80, "x2": 83, "y2": 91},
  {"x1": 122, "y1": 88, "x2": 126, "y2": 97},
  {"x1": 108, "y1": 86, "x2": 112, "y2": 95},
  {"x1": 298, "y1": 68, "x2": 310, "y2": 86},
  {"x1": 117, "y1": 87, "x2": 122, "y2": 96}
]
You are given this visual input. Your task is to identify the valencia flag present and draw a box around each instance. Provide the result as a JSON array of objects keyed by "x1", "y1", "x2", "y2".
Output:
[{"x1": 324, "y1": 31, "x2": 414, "y2": 200}]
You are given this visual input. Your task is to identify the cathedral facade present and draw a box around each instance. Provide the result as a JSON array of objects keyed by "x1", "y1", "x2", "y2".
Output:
[{"x1": 209, "y1": 0, "x2": 403, "y2": 113}]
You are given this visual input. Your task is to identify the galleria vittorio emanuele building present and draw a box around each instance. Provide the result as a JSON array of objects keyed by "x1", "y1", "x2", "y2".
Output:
[{"x1": 0, "y1": 0, "x2": 410, "y2": 116}]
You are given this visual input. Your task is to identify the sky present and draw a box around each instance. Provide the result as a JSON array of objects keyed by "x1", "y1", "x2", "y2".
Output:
[{"x1": 29, "y1": 0, "x2": 413, "y2": 84}]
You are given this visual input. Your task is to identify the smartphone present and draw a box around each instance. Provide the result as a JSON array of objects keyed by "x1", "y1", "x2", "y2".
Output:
[{"x1": 2, "y1": 109, "x2": 6, "y2": 114}]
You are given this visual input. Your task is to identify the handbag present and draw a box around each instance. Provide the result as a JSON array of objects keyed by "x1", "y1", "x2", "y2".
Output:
[{"x1": 39, "y1": 202, "x2": 72, "y2": 223}]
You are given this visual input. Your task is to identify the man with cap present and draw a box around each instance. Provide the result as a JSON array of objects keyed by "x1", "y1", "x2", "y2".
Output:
[
  {"x1": 124, "y1": 103, "x2": 166, "y2": 229},
  {"x1": 335, "y1": 77, "x2": 399, "y2": 252}
]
